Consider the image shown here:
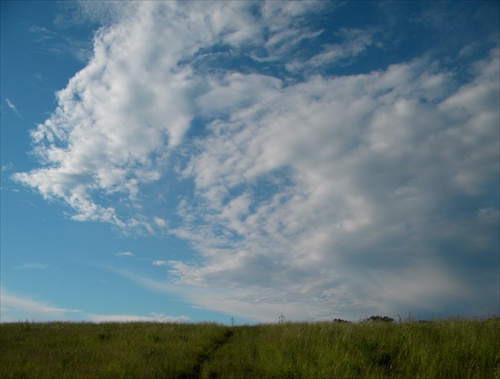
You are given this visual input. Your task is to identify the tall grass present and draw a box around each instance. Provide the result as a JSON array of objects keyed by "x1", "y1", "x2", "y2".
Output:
[
  {"x1": 0, "y1": 321, "x2": 228, "y2": 379},
  {"x1": 1, "y1": 318, "x2": 498, "y2": 378},
  {"x1": 201, "y1": 319, "x2": 500, "y2": 379}
]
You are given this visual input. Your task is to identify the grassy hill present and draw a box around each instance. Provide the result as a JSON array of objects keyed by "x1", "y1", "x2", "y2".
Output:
[{"x1": 1, "y1": 318, "x2": 498, "y2": 378}]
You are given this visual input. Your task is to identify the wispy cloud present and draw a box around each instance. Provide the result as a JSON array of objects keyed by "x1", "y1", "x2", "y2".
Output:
[
  {"x1": 28, "y1": 24, "x2": 92, "y2": 63},
  {"x1": 1, "y1": 163, "x2": 14, "y2": 172},
  {"x1": 12, "y1": 2, "x2": 499, "y2": 320},
  {"x1": 153, "y1": 217, "x2": 167, "y2": 228},
  {"x1": 152, "y1": 260, "x2": 169, "y2": 266},
  {"x1": 5, "y1": 98, "x2": 18, "y2": 112},
  {"x1": 14, "y1": 2, "x2": 310, "y2": 232},
  {"x1": 0, "y1": 287, "x2": 187, "y2": 324},
  {"x1": 286, "y1": 28, "x2": 379, "y2": 73},
  {"x1": 0, "y1": 288, "x2": 81, "y2": 322},
  {"x1": 4, "y1": 98, "x2": 21, "y2": 117},
  {"x1": 106, "y1": 267, "x2": 183, "y2": 296},
  {"x1": 114, "y1": 252, "x2": 134, "y2": 257},
  {"x1": 88, "y1": 313, "x2": 189, "y2": 323},
  {"x1": 12, "y1": 263, "x2": 50, "y2": 270}
]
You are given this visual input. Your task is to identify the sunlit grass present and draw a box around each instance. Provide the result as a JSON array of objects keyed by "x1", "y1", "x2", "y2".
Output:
[
  {"x1": 1, "y1": 318, "x2": 498, "y2": 378},
  {"x1": 0, "y1": 321, "x2": 228, "y2": 379},
  {"x1": 202, "y1": 318, "x2": 500, "y2": 379}
]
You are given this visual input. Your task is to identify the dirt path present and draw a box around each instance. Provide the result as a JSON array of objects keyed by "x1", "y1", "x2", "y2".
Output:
[{"x1": 181, "y1": 328, "x2": 234, "y2": 378}]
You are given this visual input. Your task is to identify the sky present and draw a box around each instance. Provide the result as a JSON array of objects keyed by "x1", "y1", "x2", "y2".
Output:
[{"x1": 1, "y1": 1, "x2": 499, "y2": 324}]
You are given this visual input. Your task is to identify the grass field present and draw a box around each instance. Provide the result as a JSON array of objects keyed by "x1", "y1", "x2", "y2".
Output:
[{"x1": 1, "y1": 318, "x2": 498, "y2": 378}]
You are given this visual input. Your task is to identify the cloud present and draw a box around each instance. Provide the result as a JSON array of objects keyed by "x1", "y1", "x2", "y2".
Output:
[
  {"x1": 114, "y1": 252, "x2": 134, "y2": 257},
  {"x1": 88, "y1": 313, "x2": 189, "y2": 323},
  {"x1": 12, "y1": 263, "x2": 50, "y2": 270},
  {"x1": 28, "y1": 24, "x2": 93, "y2": 63},
  {"x1": 12, "y1": 1, "x2": 325, "y2": 233},
  {"x1": 13, "y1": 2, "x2": 499, "y2": 320},
  {"x1": 1, "y1": 163, "x2": 14, "y2": 172},
  {"x1": 0, "y1": 288, "x2": 187, "y2": 324},
  {"x1": 0, "y1": 288, "x2": 81, "y2": 322},
  {"x1": 152, "y1": 260, "x2": 169, "y2": 266},
  {"x1": 170, "y1": 48, "x2": 499, "y2": 319},
  {"x1": 105, "y1": 267, "x2": 186, "y2": 301},
  {"x1": 4, "y1": 98, "x2": 21, "y2": 117},
  {"x1": 285, "y1": 28, "x2": 379, "y2": 73},
  {"x1": 5, "y1": 98, "x2": 18, "y2": 112},
  {"x1": 153, "y1": 217, "x2": 167, "y2": 228}
]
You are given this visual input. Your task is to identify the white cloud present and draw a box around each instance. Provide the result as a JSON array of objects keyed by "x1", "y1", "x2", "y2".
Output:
[
  {"x1": 114, "y1": 252, "x2": 134, "y2": 257},
  {"x1": 0, "y1": 287, "x2": 188, "y2": 324},
  {"x1": 170, "y1": 48, "x2": 499, "y2": 319},
  {"x1": 88, "y1": 313, "x2": 189, "y2": 323},
  {"x1": 1, "y1": 163, "x2": 14, "y2": 172},
  {"x1": 12, "y1": 263, "x2": 50, "y2": 270},
  {"x1": 0, "y1": 288, "x2": 81, "y2": 322},
  {"x1": 106, "y1": 267, "x2": 184, "y2": 296},
  {"x1": 5, "y1": 98, "x2": 17, "y2": 111},
  {"x1": 4, "y1": 98, "x2": 21, "y2": 117},
  {"x1": 152, "y1": 260, "x2": 169, "y2": 266},
  {"x1": 12, "y1": 2, "x2": 499, "y2": 320},
  {"x1": 286, "y1": 28, "x2": 378, "y2": 72},
  {"x1": 28, "y1": 24, "x2": 93, "y2": 63},
  {"x1": 12, "y1": 1, "x2": 324, "y2": 233},
  {"x1": 153, "y1": 217, "x2": 167, "y2": 228}
]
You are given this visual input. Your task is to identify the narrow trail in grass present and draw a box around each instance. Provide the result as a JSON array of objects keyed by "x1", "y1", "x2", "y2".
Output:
[{"x1": 182, "y1": 327, "x2": 235, "y2": 379}]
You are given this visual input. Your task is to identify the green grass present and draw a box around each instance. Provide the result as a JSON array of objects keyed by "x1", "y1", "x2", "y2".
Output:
[
  {"x1": 1, "y1": 318, "x2": 499, "y2": 378},
  {"x1": 0, "y1": 322, "x2": 228, "y2": 379},
  {"x1": 202, "y1": 319, "x2": 500, "y2": 379}
]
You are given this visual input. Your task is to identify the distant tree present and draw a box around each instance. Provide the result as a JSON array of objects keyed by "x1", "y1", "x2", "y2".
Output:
[
  {"x1": 362, "y1": 315, "x2": 395, "y2": 323},
  {"x1": 333, "y1": 318, "x2": 351, "y2": 323}
]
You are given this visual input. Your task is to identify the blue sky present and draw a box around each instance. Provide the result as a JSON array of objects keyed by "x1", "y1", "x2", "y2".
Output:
[{"x1": 1, "y1": 1, "x2": 498, "y2": 324}]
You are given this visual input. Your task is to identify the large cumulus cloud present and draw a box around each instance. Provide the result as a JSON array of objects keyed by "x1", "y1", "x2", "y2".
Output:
[{"x1": 14, "y1": 1, "x2": 499, "y2": 320}]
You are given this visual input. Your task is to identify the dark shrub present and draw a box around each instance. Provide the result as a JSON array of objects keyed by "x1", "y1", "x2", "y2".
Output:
[{"x1": 363, "y1": 316, "x2": 395, "y2": 323}]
